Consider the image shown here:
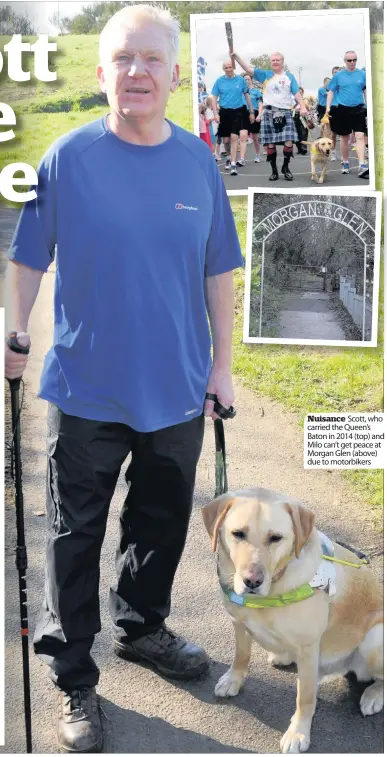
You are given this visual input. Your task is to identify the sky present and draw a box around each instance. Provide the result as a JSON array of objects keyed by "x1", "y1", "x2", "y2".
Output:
[
  {"x1": 193, "y1": 10, "x2": 368, "y2": 97},
  {"x1": 9, "y1": 1, "x2": 95, "y2": 33}
]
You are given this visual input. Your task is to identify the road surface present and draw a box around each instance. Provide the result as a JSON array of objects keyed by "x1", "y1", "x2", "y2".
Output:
[
  {"x1": 221, "y1": 139, "x2": 369, "y2": 192},
  {"x1": 277, "y1": 291, "x2": 347, "y2": 341}
]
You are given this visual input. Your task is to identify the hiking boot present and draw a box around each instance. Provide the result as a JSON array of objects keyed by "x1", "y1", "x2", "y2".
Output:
[
  {"x1": 114, "y1": 625, "x2": 210, "y2": 680},
  {"x1": 57, "y1": 687, "x2": 103, "y2": 753},
  {"x1": 269, "y1": 167, "x2": 279, "y2": 181}
]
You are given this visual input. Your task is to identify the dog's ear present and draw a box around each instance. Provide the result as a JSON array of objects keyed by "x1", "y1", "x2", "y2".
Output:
[
  {"x1": 201, "y1": 495, "x2": 235, "y2": 552},
  {"x1": 285, "y1": 502, "x2": 315, "y2": 558}
]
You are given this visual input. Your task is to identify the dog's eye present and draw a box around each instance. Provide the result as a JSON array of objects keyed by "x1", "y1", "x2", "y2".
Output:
[
  {"x1": 232, "y1": 530, "x2": 246, "y2": 540},
  {"x1": 268, "y1": 534, "x2": 283, "y2": 544}
]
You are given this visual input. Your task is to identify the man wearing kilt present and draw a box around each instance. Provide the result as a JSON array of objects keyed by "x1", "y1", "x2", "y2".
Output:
[
  {"x1": 232, "y1": 51, "x2": 307, "y2": 181},
  {"x1": 211, "y1": 61, "x2": 255, "y2": 176}
]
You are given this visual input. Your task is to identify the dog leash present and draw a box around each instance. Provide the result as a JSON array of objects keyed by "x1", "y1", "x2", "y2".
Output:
[{"x1": 205, "y1": 393, "x2": 236, "y2": 497}]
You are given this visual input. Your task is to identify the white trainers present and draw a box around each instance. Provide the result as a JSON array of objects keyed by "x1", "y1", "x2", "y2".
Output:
[
  {"x1": 236, "y1": 158, "x2": 246, "y2": 167},
  {"x1": 225, "y1": 158, "x2": 231, "y2": 170},
  {"x1": 230, "y1": 164, "x2": 238, "y2": 175},
  {"x1": 341, "y1": 162, "x2": 350, "y2": 174},
  {"x1": 254, "y1": 155, "x2": 261, "y2": 163},
  {"x1": 247, "y1": 138, "x2": 253, "y2": 144},
  {"x1": 330, "y1": 150, "x2": 337, "y2": 161}
]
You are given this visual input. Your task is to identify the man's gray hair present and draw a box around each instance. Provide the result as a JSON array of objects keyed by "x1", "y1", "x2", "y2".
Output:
[
  {"x1": 344, "y1": 50, "x2": 357, "y2": 59},
  {"x1": 99, "y1": 4, "x2": 180, "y2": 67}
]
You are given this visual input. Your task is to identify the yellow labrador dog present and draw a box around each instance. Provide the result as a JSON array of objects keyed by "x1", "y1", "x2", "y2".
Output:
[
  {"x1": 302, "y1": 138, "x2": 333, "y2": 184},
  {"x1": 202, "y1": 488, "x2": 383, "y2": 754}
]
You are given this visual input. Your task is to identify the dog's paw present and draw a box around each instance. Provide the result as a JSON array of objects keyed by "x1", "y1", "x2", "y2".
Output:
[
  {"x1": 214, "y1": 670, "x2": 244, "y2": 698},
  {"x1": 280, "y1": 722, "x2": 310, "y2": 753},
  {"x1": 318, "y1": 178, "x2": 324, "y2": 184},
  {"x1": 268, "y1": 652, "x2": 295, "y2": 668},
  {"x1": 360, "y1": 681, "x2": 384, "y2": 716}
]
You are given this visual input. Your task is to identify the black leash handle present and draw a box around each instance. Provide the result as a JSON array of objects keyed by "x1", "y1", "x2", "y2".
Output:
[
  {"x1": 7, "y1": 333, "x2": 32, "y2": 753},
  {"x1": 205, "y1": 392, "x2": 236, "y2": 420},
  {"x1": 205, "y1": 393, "x2": 236, "y2": 496}
]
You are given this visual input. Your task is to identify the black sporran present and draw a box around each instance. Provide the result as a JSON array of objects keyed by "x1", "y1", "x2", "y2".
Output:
[{"x1": 273, "y1": 110, "x2": 286, "y2": 132}]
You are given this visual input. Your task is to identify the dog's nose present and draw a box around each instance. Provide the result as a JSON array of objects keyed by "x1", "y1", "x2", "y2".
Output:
[{"x1": 244, "y1": 570, "x2": 264, "y2": 590}]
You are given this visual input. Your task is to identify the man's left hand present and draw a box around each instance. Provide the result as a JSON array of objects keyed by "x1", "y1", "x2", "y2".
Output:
[
  {"x1": 249, "y1": 113, "x2": 255, "y2": 124},
  {"x1": 204, "y1": 368, "x2": 235, "y2": 420}
]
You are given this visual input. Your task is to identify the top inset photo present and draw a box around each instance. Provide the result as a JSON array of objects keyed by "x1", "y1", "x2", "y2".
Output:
[{"x1": 190, "y1": 8, "x2": 374, "y2": 194}]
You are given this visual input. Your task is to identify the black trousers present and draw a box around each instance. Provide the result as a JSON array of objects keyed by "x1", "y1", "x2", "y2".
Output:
[{"x1": 33, "y1": 404, "x2": 205, "y2": 690}]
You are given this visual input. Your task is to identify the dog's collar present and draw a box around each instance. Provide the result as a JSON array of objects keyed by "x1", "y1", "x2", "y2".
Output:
[{"x1": 218, "y1": 531, "x2": 337, "y2": 609}]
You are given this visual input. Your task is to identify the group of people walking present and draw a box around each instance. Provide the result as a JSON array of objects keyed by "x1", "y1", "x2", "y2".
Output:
[{"x1": 204, "y1": 48, "x2": 368, "y2": 180}]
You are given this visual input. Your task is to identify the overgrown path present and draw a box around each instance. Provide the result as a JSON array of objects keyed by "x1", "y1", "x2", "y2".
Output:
[{"x1": 3, "y1": 256, "x2": 383, "y2": 754}]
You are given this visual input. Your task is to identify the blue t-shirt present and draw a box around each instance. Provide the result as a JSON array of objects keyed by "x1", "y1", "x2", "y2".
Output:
[
  {"x1": 253, "y1": 69, "x2": 299, "y2": 109},
  {"x1": 328, "y1": 69, "x2": 366, "y2": 107},
  {"x1": 211, "y1": 75, "x2": 248, "y2": 109},
  {"x1": 317, "y1": 87, "x2": 328, "y2": 107},
  {"x1": 8, "y1": 117, "x2": 243, "y2": 432},
  {"x1": 248, "y1": 87, "x2": 262, "y2": 110}
]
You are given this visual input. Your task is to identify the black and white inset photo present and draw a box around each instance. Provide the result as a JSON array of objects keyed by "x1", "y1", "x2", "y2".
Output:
[{"x1": 244, "y1": 190, "x2": 381, "y2": 346}]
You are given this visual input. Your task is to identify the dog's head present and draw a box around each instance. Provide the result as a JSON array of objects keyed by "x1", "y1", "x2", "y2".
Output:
[
  {"x1": 201, "y1": 491, "x2": 315, "y2": 597},
  {"x1": 316, "y1": 137, "x2": 333, "y2": 156}
]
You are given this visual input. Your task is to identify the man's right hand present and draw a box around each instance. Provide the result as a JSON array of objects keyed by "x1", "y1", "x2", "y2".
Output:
[
  {"x1": 214, "y1": 114, "x2": 220, "y2": 123},
  {"x1": 5, "y1": 332, "x2": 31, "y2": 380}
]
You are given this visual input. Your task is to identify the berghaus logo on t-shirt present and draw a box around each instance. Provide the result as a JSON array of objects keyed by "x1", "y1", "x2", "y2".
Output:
[{"x1": 175, "y1": 203, "x2": 198, "y2": 211}]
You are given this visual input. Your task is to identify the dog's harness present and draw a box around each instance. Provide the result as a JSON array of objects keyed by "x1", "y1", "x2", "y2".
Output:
[{"x1": 218, "y1": 531, "x2": 368, "y2": 609}]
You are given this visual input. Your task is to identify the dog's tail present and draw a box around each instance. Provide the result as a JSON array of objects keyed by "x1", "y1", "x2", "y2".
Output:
[{"x1": 301, "y1": 141, "x2": 314, "y2": 146}]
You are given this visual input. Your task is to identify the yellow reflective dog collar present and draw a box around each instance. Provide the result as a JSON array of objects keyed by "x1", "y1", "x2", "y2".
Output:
[{"x1": 221, "y1": 582, "x2": 316, "y2": 608}]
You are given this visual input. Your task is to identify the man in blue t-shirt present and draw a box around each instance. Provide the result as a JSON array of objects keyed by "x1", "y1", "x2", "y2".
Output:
[
  {"x1": 326, "y1": 51, "x2": 368, "y2": 178},
  {"x1": 211, "y1": 60, "x2": 255, "y2": 175},
  {"x1": 5, "y1": 6, "x2": 243, "y2": 753}
]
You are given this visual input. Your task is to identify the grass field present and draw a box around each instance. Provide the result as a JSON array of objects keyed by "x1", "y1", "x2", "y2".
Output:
[{"x1": 0, "y1": 31, "x2": 384, "y2": 516}]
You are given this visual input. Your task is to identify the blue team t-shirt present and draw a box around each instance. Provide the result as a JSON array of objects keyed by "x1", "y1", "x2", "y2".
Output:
[
  {"x1": 211, "y1": 75, "x2": 248, "y2": 109},
  {"x1": 328, "y1": 68, "x2": 366, "y2": 107},
  {"x1": 317, "y1": 87, "x2": 328, "y2": 107},
  {"x1": 8, "y1": 117, "x2": 243, "y2": 432},
  {"x1": 247, "y1": 87, "x2": 262, "y2": 110}
]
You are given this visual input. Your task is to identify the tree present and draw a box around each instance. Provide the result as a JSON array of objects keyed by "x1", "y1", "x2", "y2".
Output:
[
  {"x1": 0, "y1": 4, "x2": 35, "y2": 34},
  {"x1": 251, "y1": 54, "x2": 289, "y2": 72}
]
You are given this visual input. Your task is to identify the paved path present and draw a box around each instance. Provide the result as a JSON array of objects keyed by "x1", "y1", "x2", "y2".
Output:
[
  {"x1": 278, "y1": 291, "x2": 346, "y2": 341},
  {"x1": 2, "y1": 267, "x2": 383, "y2": 754},
  {"x1": 221, "y1": 139, "x2": 369, "y2": 192}
]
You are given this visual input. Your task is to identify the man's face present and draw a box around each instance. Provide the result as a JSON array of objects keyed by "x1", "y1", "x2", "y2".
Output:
[
  {"x1": 97, "y1": 22, "x2": 179, "y2": 123},
  {"x1": 270, "y1": 54, "x2": 283, "y2": 73},
  {"x1": 344, "y1": 52, "x2": 357, "y2": 71},
  {"x1": 244, "y1": 75, "x2": 252, "y2": 87},
  {"x1": 332, "y1": 67, "x2": 340, "y2": 76},
  {"x1": 223, "y1": 62, "x2": 234, "y2": 78}
]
